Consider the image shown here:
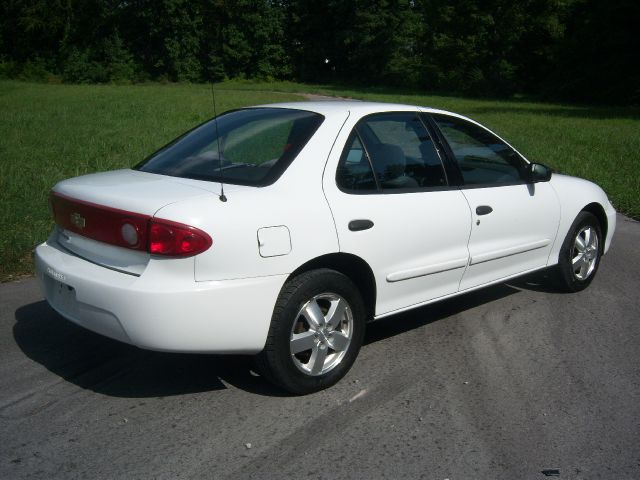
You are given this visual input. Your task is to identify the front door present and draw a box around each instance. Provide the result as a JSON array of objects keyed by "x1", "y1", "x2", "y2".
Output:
[{"x1": 429, "y1": 113, "x2": 560, "y2": 291}]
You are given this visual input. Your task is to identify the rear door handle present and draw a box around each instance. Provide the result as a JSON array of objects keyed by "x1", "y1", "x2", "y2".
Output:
[
  {"x1": 476, "y1": 205, "x2": 493, "y2": 215},
  {"x1": 348, "y1": 219, "x2": 374, "y2": 231}
]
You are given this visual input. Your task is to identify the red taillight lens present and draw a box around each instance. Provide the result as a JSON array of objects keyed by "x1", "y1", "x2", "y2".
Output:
[
  {"x1": 50, "y1": 192, "x2": 212, "y2": 257},
  {"x1": 50, "y1": 192, "x2": 150, "y2": 249},
  {"x1": 148, "y1": 219, "x2": 212, "y2": 257}
]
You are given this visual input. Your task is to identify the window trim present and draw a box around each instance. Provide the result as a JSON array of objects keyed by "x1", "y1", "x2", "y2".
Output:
[
  {"x1": 358, "y1": 129, "x2": 383, "y2": 191},
  {"x1": 336, "y1": 111, "x2": 453, "y2": 195},
  {"x1": 426, "y1": 112, "x2": 532, "y2": 189}
]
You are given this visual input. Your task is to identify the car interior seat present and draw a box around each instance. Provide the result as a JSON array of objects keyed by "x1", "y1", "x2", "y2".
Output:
[{"x1": 368, "y1": 143, "x2": 418, "y2": 189}]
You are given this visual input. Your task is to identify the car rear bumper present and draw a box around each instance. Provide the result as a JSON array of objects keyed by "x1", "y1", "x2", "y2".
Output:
[{"x1": 34, "y1": 238, "x2": 287, "y2": 353}]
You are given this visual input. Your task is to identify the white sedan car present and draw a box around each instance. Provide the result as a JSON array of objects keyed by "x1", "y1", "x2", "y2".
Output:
[{"x1": 35, "y1": 101, "x2": 616, "y2": 394}]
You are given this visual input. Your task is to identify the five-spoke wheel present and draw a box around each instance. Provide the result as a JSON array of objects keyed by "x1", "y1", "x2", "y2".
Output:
[
  {"x1": 257, "y1": 269, "x2": 365, "y2": 394},
  {"x1": 555, "y1": 211, "x2": 603, "y2": 292},
  {"x1": 290, "y1": 293, "x2": 354, "y2": 376},
  {"x1": 571, "y1": 225, "x2": 599, "y2": 281}
]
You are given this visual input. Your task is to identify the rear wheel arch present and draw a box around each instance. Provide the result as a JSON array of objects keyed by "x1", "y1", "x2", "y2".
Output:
[
  {"x1": 288, "y1": 253, "x2": 376, "y2": 321},
  {"x1": 257, "y1": 267, "x2": 366, "y2": 394}
]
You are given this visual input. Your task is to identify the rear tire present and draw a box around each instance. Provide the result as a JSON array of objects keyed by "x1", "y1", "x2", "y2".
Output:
[
  {"x1": 554, "y1": 211, "x2": 602, "y2": 292},
  {"x1": 256, "y1": 268, "x2": 365, "y2": 395}
]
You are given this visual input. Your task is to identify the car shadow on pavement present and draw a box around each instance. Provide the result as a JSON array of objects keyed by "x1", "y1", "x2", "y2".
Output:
[
  {"x1": 364, "y1": 282, "x2": 521, "y2": 345},
  {"x1": 13, "y1": 301, "x2": 289, "y2": 398},
  {"x1": 13, "y1": 271, "x2": 560, "y2": 398},
  {"x1": 506, "y1": 268, "x2": 568, "y2": 294}
]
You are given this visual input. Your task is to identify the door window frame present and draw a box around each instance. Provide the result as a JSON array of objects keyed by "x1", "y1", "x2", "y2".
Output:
[
  {"x1": 423, "y1": 113, "x2": 532, "y2": 189},
  {"x1": 336, "y1": 111, "x2": 455, "y2": 195}
]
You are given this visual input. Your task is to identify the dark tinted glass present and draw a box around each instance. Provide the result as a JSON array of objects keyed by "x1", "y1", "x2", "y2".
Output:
[
  {"x1": 337, "y1": 112, "x2": 447, "y2": 192},
  {"x1": 135, "y1": 108, "x2": 324, "y2": 186},
  {"x1": 336, "y1": 134, "x2": 377, "y2": 191},
  {"x1": 432, "y1": 114, "x2": 527, "y2": 185}
]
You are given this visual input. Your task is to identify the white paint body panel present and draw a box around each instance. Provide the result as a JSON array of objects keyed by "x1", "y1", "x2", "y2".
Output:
[
  {"x1": 35, "y1": 233, "x2": 286, "y2": 353},
  {"x1": 459, "y1": 182, "x2": 560, "y2": 291},
  {"x1": 547, "y1": 174, "x2": 616, "y2": 260},
  {"x1": 34, "y1": 101, "x2": 616, "y2": 353},
  {"x1": 257, "y1": 226, "x2": 292, "y2": 258},
  {"x1": 56, "y1": 227, "x2": 150, "y2": 275},
  {"x1": 188, "y1": 109, "x2": 349, "y2": 281},
  {"x1": 54, "y1": 168, "x2": 218, "y2": 215},
  {"x1": 321, "y1": 107, "x2": 472, "y2": 315}
]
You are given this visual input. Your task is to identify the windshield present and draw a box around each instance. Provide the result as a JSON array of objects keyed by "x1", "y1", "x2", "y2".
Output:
[{"x1": 135, "y1": 108, "x2": 324, "y2": 186}]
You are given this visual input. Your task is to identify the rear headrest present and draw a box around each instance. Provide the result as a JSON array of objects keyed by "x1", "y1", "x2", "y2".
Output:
[{"x1": 369, "y1": 143, "x2": 406, "y2": 180}]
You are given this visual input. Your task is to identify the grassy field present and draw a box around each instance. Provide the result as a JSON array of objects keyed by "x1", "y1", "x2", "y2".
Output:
[
  {"x1": 1, "y1": 80, "x2": 638, "y2": 281},
  {"x1": 0, "y1": 81, "x2": 302, "y2": 280}
]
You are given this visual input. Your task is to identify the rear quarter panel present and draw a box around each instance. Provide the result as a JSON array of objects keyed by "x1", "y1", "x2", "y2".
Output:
[{"x1": 154, "y1": 110, "x2": 350, "y2": 282}]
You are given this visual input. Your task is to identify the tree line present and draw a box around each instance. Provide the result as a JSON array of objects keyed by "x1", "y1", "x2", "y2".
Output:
[{"x1": 1, "y1": 0, "x2": 638, "y2": 104}]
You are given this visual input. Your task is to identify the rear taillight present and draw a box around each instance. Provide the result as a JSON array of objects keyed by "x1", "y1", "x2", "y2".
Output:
[
  {"x1": 148, "y1": 219, "x2": 212, "y2": 257},
  {"x1": 50, "y1": 192, "x2": 212, "y2": 257},
  {"x1": 50, "y1": 192, "x2": 150, "y2": 249}
]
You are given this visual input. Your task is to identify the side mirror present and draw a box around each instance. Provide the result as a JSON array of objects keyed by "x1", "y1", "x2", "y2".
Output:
[{"x1": 528, "y1": 163, "x2": 552, "y2": 183}]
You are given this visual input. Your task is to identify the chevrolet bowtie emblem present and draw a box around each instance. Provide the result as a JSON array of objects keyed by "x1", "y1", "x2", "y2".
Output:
[{"x1": 70, "y1": 212, "x2": 86, "y2": 229}]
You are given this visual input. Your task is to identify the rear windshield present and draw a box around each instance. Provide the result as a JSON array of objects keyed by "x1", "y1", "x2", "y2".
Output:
[{"x1": 135, "y1": 108, "x2": 324, "y2": 186}]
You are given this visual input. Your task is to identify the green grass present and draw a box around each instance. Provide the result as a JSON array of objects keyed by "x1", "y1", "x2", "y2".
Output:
[
  {"x1": 0, "y1": 81, "x2": 302, "y2": 280},
  {"x1": 1, "y1": 80, "x2": 638, "y2": 281}
]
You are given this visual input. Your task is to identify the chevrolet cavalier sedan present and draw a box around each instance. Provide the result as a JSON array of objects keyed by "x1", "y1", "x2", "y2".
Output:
[{"x1": 35, "y1": 101, "x2": 616, "y2": 394}]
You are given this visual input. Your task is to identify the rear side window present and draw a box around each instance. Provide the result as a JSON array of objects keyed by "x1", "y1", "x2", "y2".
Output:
[
  {"x1": 135, "y1": 108, "x2": 324, "y2": 186},
  {"x1": 337, "y1": 134, "x2": 377, "y2": 191},
  {"x1": 337, "y1": 112, "x2": 448, "y2": 192},
  {"x1": 432, "y1": 114, "x2": 527, "y2": 185}
]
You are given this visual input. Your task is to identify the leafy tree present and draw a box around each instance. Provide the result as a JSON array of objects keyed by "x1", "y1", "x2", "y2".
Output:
[
  {"x1": 0, "y1": 0, "x2": 636, "y2": 103},
  {"x1": 548, "y1": 0, "x2": 640, "y2": 103}
]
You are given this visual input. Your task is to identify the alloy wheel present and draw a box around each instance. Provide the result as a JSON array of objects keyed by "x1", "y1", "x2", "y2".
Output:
[
  {"x1": 571, "y1": 225, "x2": 599, "y2": 281},
  {"x1": 289, "y1": 293, "x2": 354, "y2": 376}
]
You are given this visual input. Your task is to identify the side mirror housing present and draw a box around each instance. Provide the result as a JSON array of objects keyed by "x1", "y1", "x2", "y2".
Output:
[{"x1": 528, "y1": 163, "x2": 552, "y2": 183}]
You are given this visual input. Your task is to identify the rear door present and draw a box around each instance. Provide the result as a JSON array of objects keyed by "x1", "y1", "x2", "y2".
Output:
[
  {"x1": 428, "y1": 113, "x2": 560, "y2": 291},
  {"x1": 323, "y1": 111, "x2": 472, "y2": 316}
]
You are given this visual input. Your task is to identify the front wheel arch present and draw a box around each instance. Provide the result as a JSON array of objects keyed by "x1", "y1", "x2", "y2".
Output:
[
  {"x1": 581, "y1": 202, "x2": 608, "y2": 253},
  {"x1": 553, "y1": 210, "x2": 603, "y2": 292}
]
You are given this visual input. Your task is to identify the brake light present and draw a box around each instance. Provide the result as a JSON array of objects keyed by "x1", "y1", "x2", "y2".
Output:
[{"x1": 149, "y1": 219, "x2": 212, "y2": 257}]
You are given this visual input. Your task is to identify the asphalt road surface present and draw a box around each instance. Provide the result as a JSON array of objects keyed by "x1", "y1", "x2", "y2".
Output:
[{"x1": 1, "y1": 214, "x2": 639, "y2": 480}]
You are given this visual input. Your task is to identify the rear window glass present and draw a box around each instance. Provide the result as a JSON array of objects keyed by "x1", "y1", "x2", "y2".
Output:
[{"x1": 135, "y1": 108, "x2": 324, "y2": 186}]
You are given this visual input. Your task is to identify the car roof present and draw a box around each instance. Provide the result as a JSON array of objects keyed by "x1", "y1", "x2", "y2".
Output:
[{"x1": 253, "y1": 100, "x2": 454, "y2": 117}]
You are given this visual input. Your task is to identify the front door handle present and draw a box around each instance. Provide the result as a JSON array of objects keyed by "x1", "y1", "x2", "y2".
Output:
[
  {"x1": 348, "y1": 219, "x2": 374, "y2": 231},
  {"x1": 476, "y1": 205, "x2": 493, "y2": 215}
]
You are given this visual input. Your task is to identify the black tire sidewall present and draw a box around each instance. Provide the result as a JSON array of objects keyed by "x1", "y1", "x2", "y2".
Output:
[{"x1": 262, "y1": 269, "x2": 366, "y2": 394}]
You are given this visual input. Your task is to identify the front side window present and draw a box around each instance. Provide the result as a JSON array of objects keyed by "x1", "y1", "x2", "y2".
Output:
[
  {"x1": 135, "y1": 108, "x2": 324, "y2": 186},
  {"x1": 337, "y1": 112, "x2": 448, "y2": 192},
  {"x1": 432, "y1": 113, "x2": 527, "y2": 185}
]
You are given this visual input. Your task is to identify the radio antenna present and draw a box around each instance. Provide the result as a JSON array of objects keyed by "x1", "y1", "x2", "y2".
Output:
[{"x1": 210, "y1": 84, "x2": 227, "y2": 202}]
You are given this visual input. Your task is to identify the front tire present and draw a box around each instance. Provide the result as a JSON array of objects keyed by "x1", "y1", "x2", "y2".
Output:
[
  {"x1": 554, "y1": 211, "x2": 603, "y2": 292},
  {"x1": 257, "y1": 269, "x2": 365, "y2": 394}
]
